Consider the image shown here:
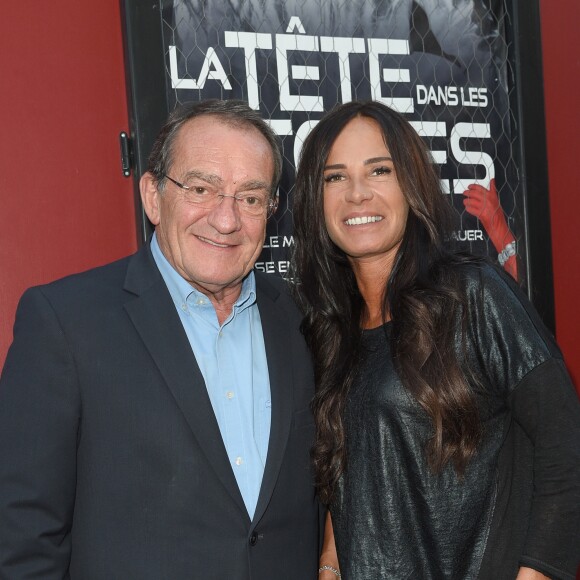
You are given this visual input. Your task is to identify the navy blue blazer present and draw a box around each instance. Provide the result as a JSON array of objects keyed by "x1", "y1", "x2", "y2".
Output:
[{"x1": 0, "y1": 245, "x2": 321, "y2": 579}]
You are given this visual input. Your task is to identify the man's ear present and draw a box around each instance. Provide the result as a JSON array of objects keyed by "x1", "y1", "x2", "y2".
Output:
[{"x1": 140, "y1": 172, "x2": 161, "y2": 226}]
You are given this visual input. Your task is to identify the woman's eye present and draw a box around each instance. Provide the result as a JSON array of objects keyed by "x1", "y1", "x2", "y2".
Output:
[
  {"x1": 324, "y1": 173, "x2": 344, "y2": 183},
  {"x1": 372, "y1": 166, "x2": 392, "y2": 176}
]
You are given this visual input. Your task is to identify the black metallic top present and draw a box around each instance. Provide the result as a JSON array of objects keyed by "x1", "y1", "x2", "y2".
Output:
[{"x1": 331, "y1": 263, "x2": 580, "y2": 580}]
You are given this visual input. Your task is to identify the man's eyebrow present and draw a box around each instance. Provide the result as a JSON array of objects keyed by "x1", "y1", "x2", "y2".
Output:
[
  {"x1": 181, "y1": 171, "x2": 270, "y2": 193},
  {"x1": 238, "y1": 179, "x2": 271, "y2": 192},
  {"x1": 182, "y1": 170, "x2": 222, "y2": 187}
]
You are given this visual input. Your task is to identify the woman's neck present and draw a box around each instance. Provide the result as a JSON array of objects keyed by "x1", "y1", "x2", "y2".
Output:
[{"x1": 350, "y1": 252, "x2": 397, "y2": 329}]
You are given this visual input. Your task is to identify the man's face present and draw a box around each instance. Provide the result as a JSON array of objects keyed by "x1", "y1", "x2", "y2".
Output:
[{"x1": 141, "y1": 115, "x2": 274, "y2": 299}]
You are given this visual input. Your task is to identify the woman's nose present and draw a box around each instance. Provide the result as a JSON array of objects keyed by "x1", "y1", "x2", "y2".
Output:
[{"x1": 345, "y1": 179, "x2": 373, "y2": 203}]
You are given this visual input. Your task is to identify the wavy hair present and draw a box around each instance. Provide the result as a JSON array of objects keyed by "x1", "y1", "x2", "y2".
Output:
[{"x1": 292, "y1": 101, "x2": 481, "y2": 503}]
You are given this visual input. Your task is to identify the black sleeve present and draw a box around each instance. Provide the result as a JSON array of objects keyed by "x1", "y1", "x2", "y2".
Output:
[
  {"x1": 0, "y1": 287, "x2": 80, "y2": 579},
  {"x1": 465, "y1": 264, "x2": 580, "y2": 578},
  {"x1": 509, "y1": 359, "x2": 580, "y2": 580}
]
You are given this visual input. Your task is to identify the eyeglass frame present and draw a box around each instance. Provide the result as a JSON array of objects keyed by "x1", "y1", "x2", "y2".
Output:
[{"x1": 160, "y1": 173, "x2": 278, "y2": 219}]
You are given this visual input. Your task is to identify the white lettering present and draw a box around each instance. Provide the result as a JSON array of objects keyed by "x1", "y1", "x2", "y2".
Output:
[
  {"x1": 319, "y1": 36, "x2": 366, "y2": 103},
  {"x1": 224, "y1": 31, "x2": 272, "y2": 109},
  {"x1": 286, "y1": 16, "x2": 305, "y2": 34},
  {"x1": 415, "y1": 85, "x2": 459, "y2": 107},
  {"x1": 410, "y1": 121, "x2": 449, "y2": 193},
  {"x1": 459, "y1": 86, "x2": 489, "y2": 108},
  {"x1": 276, "y1": 33, "x2": 323, "y2": 112},
  {"x1": 169, "y1": 45, "x2": 231, "y2": 91},
  {"x1": 294, "y1": 120, "x2": 320, "y2": 167},
  {"x1": 254, "y1": 261, "x2": 291, "y2": 274},
  {"x1": 450, "y1": 230, "x2": 485, "y2": 242},
  {"x1": 450, "y1": 123, "x2": 495, "y2": 193},
  {"x1": 367, "y1": 38, "x2": 413, "y2": 113}
]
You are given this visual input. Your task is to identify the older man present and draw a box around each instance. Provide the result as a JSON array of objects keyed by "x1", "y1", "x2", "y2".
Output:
[{"x1": 0, "y1": 100, "x2": 320, "y2": 579}]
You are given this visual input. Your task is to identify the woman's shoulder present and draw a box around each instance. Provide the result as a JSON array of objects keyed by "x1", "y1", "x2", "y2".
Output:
[
  {"x1": 448, "y1": 257, "x2": 562, "y2": 360},
  {"x1": 443, "y1": 256, "x2": 519, "y2": 298}
]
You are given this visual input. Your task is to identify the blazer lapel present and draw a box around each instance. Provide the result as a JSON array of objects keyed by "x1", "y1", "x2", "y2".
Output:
[
  {"x1": 122, "y1": 247, "x2": 249, "y2": 520},
  {"x1": 252, "y1": 277, "x2": 294, "y2": 526}
]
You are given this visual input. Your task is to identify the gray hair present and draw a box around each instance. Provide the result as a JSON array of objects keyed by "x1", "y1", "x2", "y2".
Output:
[{"x1": 147, "y1": 99, "x2": 283, "y2": 197}]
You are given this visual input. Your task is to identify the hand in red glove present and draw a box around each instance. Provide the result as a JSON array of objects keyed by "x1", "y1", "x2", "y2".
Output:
[
  {"x1": 463, "y1": 178, "x2": 518, "y2": 281},
  {"x1": 462, "y1": 178, "x2": 503, "y2": 232}
]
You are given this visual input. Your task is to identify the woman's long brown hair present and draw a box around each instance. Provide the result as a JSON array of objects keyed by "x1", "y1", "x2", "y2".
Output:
[{"x1": 292, "y1": 101, "x2": 482, "y2": 503}]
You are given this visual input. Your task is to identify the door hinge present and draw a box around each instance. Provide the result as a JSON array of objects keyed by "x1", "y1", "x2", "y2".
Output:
[{"x1": 119, "y1": 131, "x2": 133, "y2": 178}]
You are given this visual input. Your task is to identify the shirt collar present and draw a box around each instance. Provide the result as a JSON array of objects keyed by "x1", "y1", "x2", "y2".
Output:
[{"x1": 150, "y1": 232, "x2": 257, "y2": 313}]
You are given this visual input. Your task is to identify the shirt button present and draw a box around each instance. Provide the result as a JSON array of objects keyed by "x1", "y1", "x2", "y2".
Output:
[
  {"x1": 235, "y1": 456, "x2": 243, "y2": 466},
  {"x1": 226, "y1": 391, "x2": 235, "y2": 399},
  {"x1": 249, "y1": 533, "x2": 258, "y2": 546},
  {"x1": 195, "y1": 298, "x2": 205, "y2": 305},
  {"x1": 180, "y1": 303, "x2": 187, "y2": 311}
]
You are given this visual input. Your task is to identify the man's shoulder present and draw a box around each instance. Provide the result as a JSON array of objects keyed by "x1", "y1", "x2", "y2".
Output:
[
  {"x1": 24, "y1": 247, "x2": 154, "y2": 311},
  {"x1": 36, "y1": 253, "x2": 134, "y2": 296}
]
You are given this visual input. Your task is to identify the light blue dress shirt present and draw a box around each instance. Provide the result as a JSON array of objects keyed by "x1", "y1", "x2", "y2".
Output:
[{"x1": 151, "y1": 234, "x2": 271, "y2": 520}]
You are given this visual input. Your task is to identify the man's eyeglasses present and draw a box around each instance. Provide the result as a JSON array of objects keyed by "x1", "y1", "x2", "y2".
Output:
[{"x1": 161, "y1": 174, "x2": 278, "y2": 219}]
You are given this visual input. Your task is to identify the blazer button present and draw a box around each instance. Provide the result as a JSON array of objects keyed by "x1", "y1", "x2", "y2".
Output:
[{"x1": 249, "y1": 533, "x2": 258, "y2": 546}]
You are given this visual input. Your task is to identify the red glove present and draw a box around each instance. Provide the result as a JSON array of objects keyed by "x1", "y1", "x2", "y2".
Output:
[
  {"x1": 462, "y1": 178, "x2": 502, "y2": 232},
  {"x1": 462, "y1": 178, "x2": 518, "y2": 281}
]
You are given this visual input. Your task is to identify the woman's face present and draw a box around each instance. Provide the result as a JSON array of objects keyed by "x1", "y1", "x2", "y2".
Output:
[{"x1": 323, "y1": 116, "x2": 409, "y2": 267}]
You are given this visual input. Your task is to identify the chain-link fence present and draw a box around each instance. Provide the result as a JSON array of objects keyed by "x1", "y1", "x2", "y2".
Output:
[{"x1": 141, "y1": 0, "x2": 525, "y2": 283}]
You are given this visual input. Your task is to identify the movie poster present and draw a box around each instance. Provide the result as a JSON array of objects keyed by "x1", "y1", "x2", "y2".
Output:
[{"x1": 160, "y1": 0, "x2": 522, "y2": 281}]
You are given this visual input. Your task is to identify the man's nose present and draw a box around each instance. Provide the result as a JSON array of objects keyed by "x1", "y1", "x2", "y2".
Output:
[{"x1": 207, "y1": 194, "x2": 242, "y2": 233}]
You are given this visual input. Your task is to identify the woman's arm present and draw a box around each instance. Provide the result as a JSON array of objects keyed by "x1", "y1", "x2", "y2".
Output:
[
  {"x1": 467, "y1": 266, "x2": 580, "y2": 578},
  {"x1": 509, "y1": 358, "x2": 580, "y2": 579},
  {"x1": 319, "y1": 511, "x2": 341, "y2": 578}
]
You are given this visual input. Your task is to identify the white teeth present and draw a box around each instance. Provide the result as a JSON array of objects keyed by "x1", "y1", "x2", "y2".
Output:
[{"x1": 344, "y1": 216, "x2": 383, "y2": 226}]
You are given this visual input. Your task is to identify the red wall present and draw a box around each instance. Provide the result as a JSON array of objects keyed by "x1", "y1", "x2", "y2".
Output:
[
  {"x1": 540, "y1": 0, "x2": 580, "y2": 389},
  {"x1": 0, "y1": 1, "x2": 578, "y2": 576},
  {"x1": 0, "y1": 3, "x2": 578, "y2": 384},
  {"x1": 0, "y1": 1, "x2": 137, "y2": 365}
]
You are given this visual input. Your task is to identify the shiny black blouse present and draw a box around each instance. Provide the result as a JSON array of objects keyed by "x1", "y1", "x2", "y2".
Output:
[{"x1": 331, "y1": 263, "x2": 580, "y2": 580}]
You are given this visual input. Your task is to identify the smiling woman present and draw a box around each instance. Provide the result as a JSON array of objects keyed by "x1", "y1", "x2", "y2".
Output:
[
  {"x1": 291, "y1": 101, "x2": 580, "y2": 580},
  {"x1": 322, "y1": 116, "x2": 409, "y2": 279}
]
